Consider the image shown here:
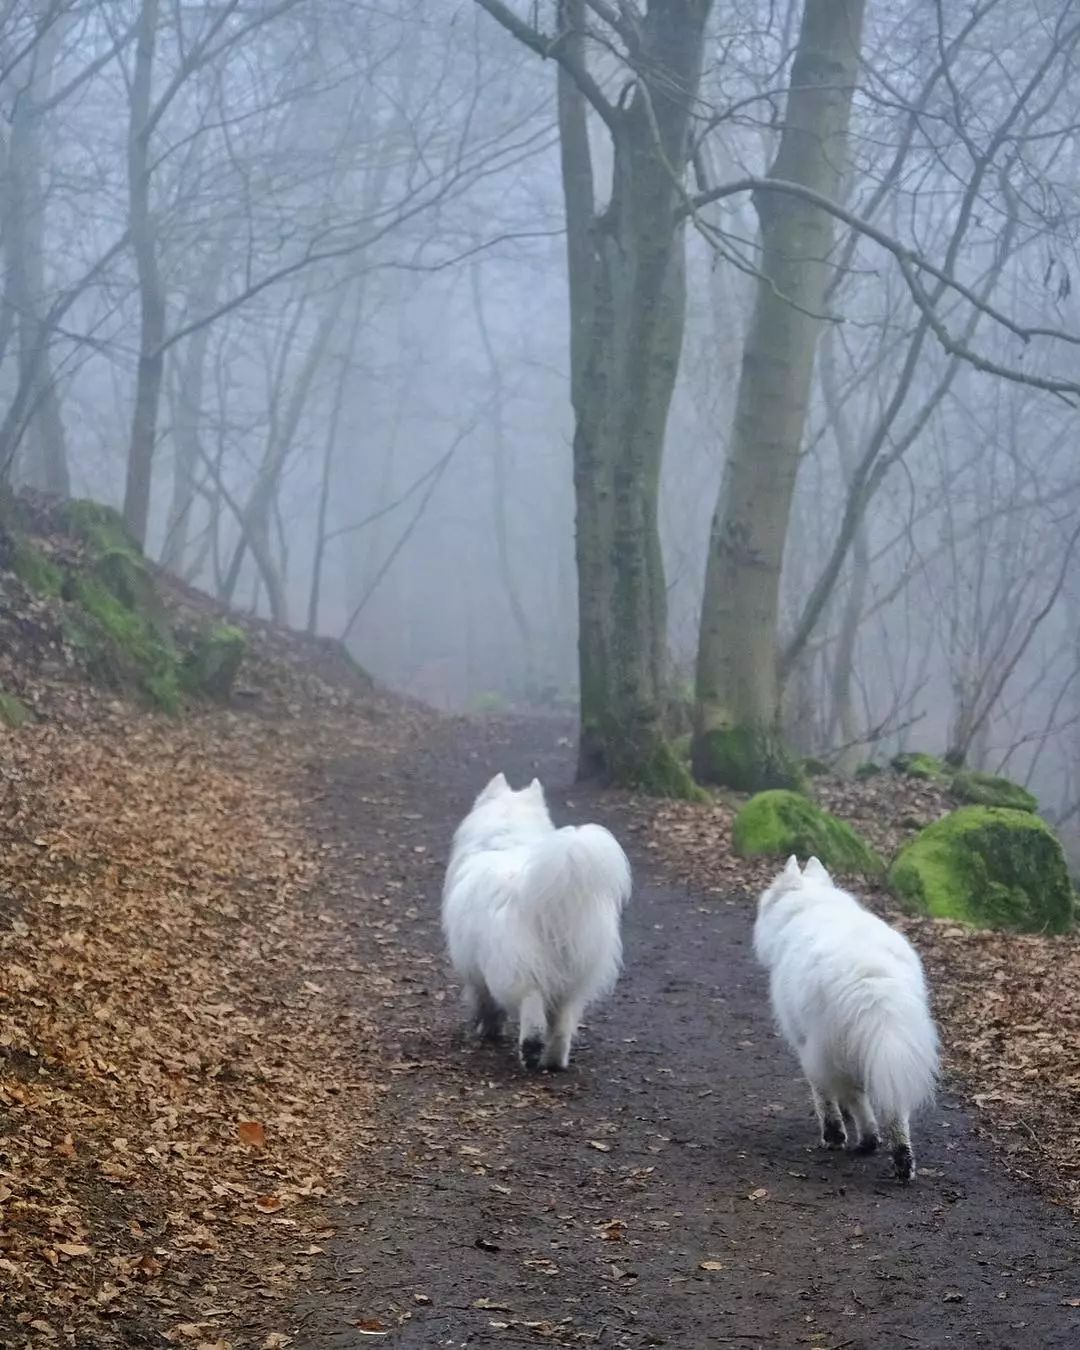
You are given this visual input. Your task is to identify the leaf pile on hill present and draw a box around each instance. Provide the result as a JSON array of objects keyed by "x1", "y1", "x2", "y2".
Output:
[{"x1": 628, "y1": 772, "x2": 1080, "y2": 1220}]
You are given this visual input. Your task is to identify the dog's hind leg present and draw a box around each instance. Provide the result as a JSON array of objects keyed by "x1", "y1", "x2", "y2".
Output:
[
  {"x1": 844, "y1": 1090, "x2": 881, "y2": 1154},
  {"x1": 540, "y1": 1001, "x2": 581, "y2": 1072},
  {"x1": 884, "y1": 1114, "x2": 915, "y2": 1183},
  {"x1": 518, "y1": 990, "x2": 546, "y2": 1071},
  {"x1": 475, "y1": 982, "x2": 506, "y2": 1042},
  {"x1": 810, "y1": 1083, "x2": 847, "y2": 1148}
]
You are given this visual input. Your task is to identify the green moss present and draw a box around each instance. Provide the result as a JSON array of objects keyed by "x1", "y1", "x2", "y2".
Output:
[
  {"x1": 733, "y1": 789, "x2": 884, "y2": 875},
  {"x1": 888, "y1": 806, "x2": 1073, "y2": 933},
  {"x1": 182, "y1": 623, "x2": 246, "y2": 699},
  {"x1": 472, "y1": 691, "x2": 508, "y2": 715},
  {"x1": 61, "y1": 499, "x2": 140, "y2": 557},
  {"x1": 623, "y1": 737, "x2": 708, "y2": 801},
  {"x1": 11, "y1": 539, "x2": 62, "y2": 597},
  {"x1": 854, "y1": 761, "x2": 883, "y2": 779},
  {"x1": 672, "y1": 732, "x2": 692, "y2": 763},
  {"x1": 692, "y1": 722, "x2": 805, "y2": 793},
  {"x1": 891, "y1": 750, "x2": 947, "y2": 780},
  {"x1": 802, "y1": 756, "x2": 831, "y2": 777},
  {"x1": 65, "y1": 572, "x2": 181, "y2": 713},
  {"x1": 0, "y1": 689, "x2": 32, "y2": 728},
  {"x1": 950, "y1": 770, "x2": 1037, "y2": 813}
]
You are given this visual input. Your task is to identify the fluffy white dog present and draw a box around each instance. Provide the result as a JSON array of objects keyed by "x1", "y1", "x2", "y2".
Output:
[
  {"x1": 754, "y1": 855, "x2": 939, "y2": 1182},
  {"x1": 442, "y1": 772, "x2": 631, "y2": 1072}
]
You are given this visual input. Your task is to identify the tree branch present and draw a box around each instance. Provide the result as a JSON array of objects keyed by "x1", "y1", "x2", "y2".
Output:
[{"x1": 473, "y1": 0, "x2": 619, "y2": 131}]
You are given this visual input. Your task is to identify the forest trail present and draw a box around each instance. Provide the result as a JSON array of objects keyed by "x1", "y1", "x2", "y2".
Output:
[{"x1": 293, "y1": 717, "x2": 1080, "y2": 1349}]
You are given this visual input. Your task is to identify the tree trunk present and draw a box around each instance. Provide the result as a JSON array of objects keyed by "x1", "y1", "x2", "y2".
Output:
[
  {"x1": 5, "y1": 19, "x2": 70, "y2": 495},
  {"x1": 161, "y1": 245, "x2": 226, "y2": 573},
  {"x1": 470, "y1": 262, "x2": 536, "y2": 692},
  {"x1": 693, "y1": 0, "x2": 866, "y2": 790},
  {"x1": 819, "y1": 326, "x2": 870, "y2": 776},
  {"x1": 123, "y1": 0, "x2": 165, "y2": 548},
  {"x1": 559, "y1": 0, "x2": 711, "y2": 793}
]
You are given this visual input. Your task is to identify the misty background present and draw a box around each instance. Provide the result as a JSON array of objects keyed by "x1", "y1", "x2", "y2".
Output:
[{"x1": 4, "y1": 1, "x2": 1080, "y2": 851}]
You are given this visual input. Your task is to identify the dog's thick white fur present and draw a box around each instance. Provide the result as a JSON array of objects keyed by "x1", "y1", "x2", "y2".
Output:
[
  {"x1": 442, "y1": 772, "x2": 631, "y2": 1071},
  {"x1": 754, "y1": 855, "x2": 939, "y2": 1182}
]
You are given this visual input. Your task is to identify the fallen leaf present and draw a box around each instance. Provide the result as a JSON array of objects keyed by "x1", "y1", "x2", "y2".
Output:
[
  {"x1": 699, "y1": 1261, "x2": 725, "y2": 1272},
  {"x1": 255, "y1": 1195, "x2": 283, "y2": 1213},
  {"x1": 587, "y1": 1140, "x2": 611, "y2": 1152},
  {"x1": 238, "y1": 1120, "x2": 266, "y2": 1149}
]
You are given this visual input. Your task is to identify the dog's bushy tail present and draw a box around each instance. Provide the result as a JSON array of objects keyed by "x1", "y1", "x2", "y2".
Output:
[
  {"x1": 517, "y1": 824, "x2": 631, "y2": 975},
  {"x1": 857, "y1": 984, "x2": 939, "y2": 1123}
]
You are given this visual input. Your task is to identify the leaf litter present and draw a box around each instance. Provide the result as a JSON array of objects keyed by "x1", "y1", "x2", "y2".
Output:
[{"x1": 0, "y1": 546, "x2": 436, "y2": 1345}]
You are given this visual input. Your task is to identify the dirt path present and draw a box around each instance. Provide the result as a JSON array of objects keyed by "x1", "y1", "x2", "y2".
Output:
[{"x1": 294, "y1": 717, "x2": 1080, "y2": 1349}]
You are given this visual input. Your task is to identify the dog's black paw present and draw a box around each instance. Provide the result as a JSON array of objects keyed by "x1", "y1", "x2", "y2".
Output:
[
  {"x1": 520, "y1": 1037, "x2": 544, "y2": 1071},
  {"x1": 821, "y1": 1116, "x2": 847, "y2": 1149},
  {"x1": 853, "y1": 1133, "x2": 881, "y2": 1155},
  {"x1": 892, "y1": 1143, "x2": 915, "y2": 1183}
]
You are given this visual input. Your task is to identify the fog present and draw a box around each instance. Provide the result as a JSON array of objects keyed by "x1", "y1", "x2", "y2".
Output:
[{"x1": 5, "y1": 1, "x2": 1080, "y2": 847}]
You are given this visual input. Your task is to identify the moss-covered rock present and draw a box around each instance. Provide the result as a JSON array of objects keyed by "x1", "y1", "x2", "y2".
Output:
[
  {"x1": 692, "y1": 723, "x2": 806, "y2": 793},
  {"x1": 52, "y1": 500, "x2": 183, "y2": 712},
  {"x1": 732, "y1": 789, "x2": 884, "y2": 875},
  {"x1": 64, "y1": 571, "x2": 182, "y2": 712},
  {"x1": 10, "y1": 538, "x2": 62, "y2": 597},
  {"x1": 891, "y1": 750, "x2": 947, "y2": 780},
  {"x1": 61, "y1": 499, "x2": 140, "y2": 557},
  {"x1": 854, "y1": 761, "x2": 883, "y2": 779},
  {"x1": 888, "y1": 806, "x2": 1073, "y2": 933},
  {"x1": 0, "y1": 689, "x2": 32, "y2": 728},
  {"x1": 182, "y1": 623, "x2": 246, "y2": 699},
  {"x1": 802, "y1": 756, "x2": 831, "y2": 777},
  {"x1": 950, "y1": 770, "x2": 1037, "y2": 813}
]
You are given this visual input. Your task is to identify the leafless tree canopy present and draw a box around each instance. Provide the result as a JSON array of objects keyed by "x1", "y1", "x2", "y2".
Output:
[{"x1": 4, "y1": 0, "x2": 1080, "y2": 847}]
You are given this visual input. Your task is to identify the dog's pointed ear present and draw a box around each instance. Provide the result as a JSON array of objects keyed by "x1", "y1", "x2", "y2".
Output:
[
  {"x1": 527, "y1": 777, "x2": 544, "y2": 796},
  {"x1": 783, "y1": 854, "x2": 802, "y2": 880},
  {"x1": 804, "y1": 856, "x2": 831, "y2": 883},
  {"x1": 477, "y1": 771, "x2": 508, "y2": 803}
]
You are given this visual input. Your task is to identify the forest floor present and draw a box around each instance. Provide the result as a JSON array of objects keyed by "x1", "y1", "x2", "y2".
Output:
[{"x1": 3, "y1": 595, "x2": 1080, "y2": 1346}]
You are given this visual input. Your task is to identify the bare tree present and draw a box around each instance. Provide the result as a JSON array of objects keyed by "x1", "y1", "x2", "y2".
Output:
[
  {"x1": 474, "y1": 0, "x2": 712, "y2": 791},
  {"x1": 691, "y1": 0, "x2": 866, "y2": 788}
]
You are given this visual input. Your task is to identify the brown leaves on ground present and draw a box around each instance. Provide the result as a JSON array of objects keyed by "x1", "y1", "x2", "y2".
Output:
[
  {"x1": 0, "y1": 687, "x2": 422, "y2": 1345},
  {"x1": 619, "y1": 772, "x2": 1080, "y2": 1220}
]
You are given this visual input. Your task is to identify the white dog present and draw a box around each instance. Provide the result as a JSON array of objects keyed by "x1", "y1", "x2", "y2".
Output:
[
  {"x1": 442, "y1": 772, "x2": 631, "y2": 1071},
  {"x1": 754, "y1": 856, "x2": 939, "y2": 1182}
]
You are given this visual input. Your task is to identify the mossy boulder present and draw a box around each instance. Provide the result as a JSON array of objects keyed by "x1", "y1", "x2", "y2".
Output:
[
  {"x1": 61, "y1": 498, "x2": 140, "y2": 556},
  {"x1": 854, "y1": 761, "x2": 883, "y2": 779},
  {"x1": 57, "y1": 499, "x2": 183, "y2": 712},
  {"x1": 10, "y1": 538, "x2": 62, "y2": 597},
  {"x1": 888, "y1": 806, "x2": 1073, "y2": 933},
  {"x1": 950, "y1": 770, "x2": 1037, "y2": 813},
  {"x1": 0, "y1": 689, "x2": 32, "y2": 728},
  {"x1": 733, "y1": 789, "x2": 884, "y2": 875},
  {"x1": 182, "y1": 623, "x2": 246, "y2": 699},
  {"x1": 802, "y1": 756, "x2": 831, "y2": 778},
  {"x1": 891, "y1": 750, "x2": 947, "y2": 780},
  {"x1": 692, "y1": 723, "x2": 806, "y2": 793}
]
